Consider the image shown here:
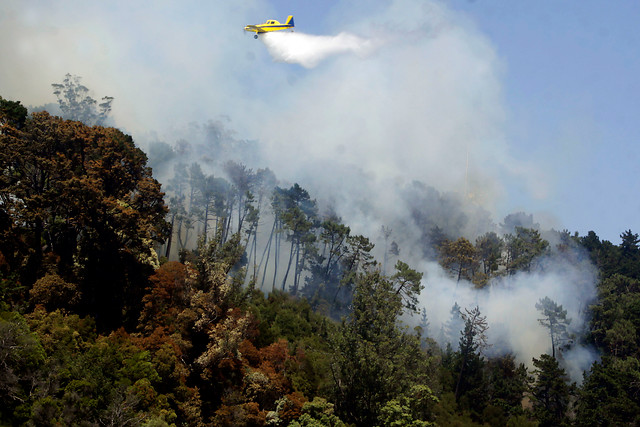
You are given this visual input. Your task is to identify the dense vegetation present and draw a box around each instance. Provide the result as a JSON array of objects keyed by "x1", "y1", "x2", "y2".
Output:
[{"x1": 2, "y1": 93, "x2": 640, "y2": 426}]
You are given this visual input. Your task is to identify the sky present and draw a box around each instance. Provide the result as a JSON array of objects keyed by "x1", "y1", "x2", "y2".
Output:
[{"x1": 1, "y1": 0, "x2": 639, "y2": 243}]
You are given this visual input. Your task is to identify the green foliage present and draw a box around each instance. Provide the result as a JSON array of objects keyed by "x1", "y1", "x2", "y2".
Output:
[
  {"x1": 504, "y1": 227, "x2": 549, "y2": 274},
  {"x1": 440, "y1": 237, "x2": 479, "y2": 283},
  {"x1": 485, "y1": 355, "x2": 528, "y2": 419},
  {"x1": 289, "y1": 397, "x2": 346, "y2": 427},
  {"x1": 0, "y1": 311, "x2": 46, "y2": 421},
  {"x1": 475, "y1": 231, "x2": 503, "y2": 282},
  {"x1": 250, "y1": 290, "x2": 334, "y2": 399},
  {"x1": 575, "y1": 356, "x2": 640, "y2": 426},
  {"x1": 391, "y1": 260, "x2": 424, "y2": 312},
  {"x1": 6, "y1": 93, "x2": 640, "y2": 426},
  {"x1": 535, "y1": 297, "x2": 571, "y2": 359},
  {"x1": 453, "y1": 307, "x2": 489, "y2": 417},
  {"x1": 330, "y1": 268, "x2": 434, "y2": 425},
  {"x1": 529, "y1": 354, "x2": 573, "y2": 427},
  {"x1": 590, "y1": 273, "x2": 640, "y2": 356},
  {"x1": 378, "y1": 384, "x2": 439, "y2": 427},
  {"x1": 0, "y1": 95, "x2": 28, "y2": 129}
]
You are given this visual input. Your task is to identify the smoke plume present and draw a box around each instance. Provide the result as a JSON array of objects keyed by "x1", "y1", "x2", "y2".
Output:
[
  {"x1": 0, "y1": 0, "x2": 599, "y2": 381},
  {"x1": 412, "y1": 251, "x2": 599, "y2": 383},
  {"x1": 261, "y1": 31, "x2": 376, "y2": 68}
]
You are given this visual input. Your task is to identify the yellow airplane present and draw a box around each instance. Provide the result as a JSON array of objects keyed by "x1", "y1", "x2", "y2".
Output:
[{"x1": 244, "y1": 15, "x2": 294, "y2": 39}]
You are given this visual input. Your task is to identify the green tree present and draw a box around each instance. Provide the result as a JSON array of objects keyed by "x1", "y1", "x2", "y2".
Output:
[
  {"x1": 529, "y1": 354, "x2": 573, "y2": 427},
  {"x1": 378, "y1": 384, "x2": 438, "y2": 427},
  {"x1": 304, "y1": 217, "x2": 351, "y2": 300},
  {"x1": 391, "y1": 260, "x2": 424, "y2": 312},
  {"x1": 444, "y1": 302, "x2": 464, "y2": 347},
  {"x1": 536, "y1": 296, "x2": 571, "y2": 359},
  {"x1": 222, "y1": 161, "x2": 257, "y2": 237},
  {"x1": 504, "y1": 227, "x2": 549, "y2": 274},
  {"x1": 453, "y1": 306, "x2": 489, "y2": 417},
  {"x1": 618, "y1": 229, "x2": 640, "y2": 279},
  {"x1": 590, "y1": 273, "x2": 640, "y2": 356},
  {"x1": 0, "y1": 311, "x2": 45, "y2": 421},
  {"x1": 475, "y1": 232, "x2": 503, "y2": 279},
  {"x1": 279, "y1": 184, "x2": 318, "y2": 294},
  {"x1": 0, "y1": 95, "x2": 28, "y2": 129},
  {"x1": 330, "y1": 266, "x2": 432, "y2": 425},
  {"x1": 439, "y1": 237, "x2": 478, "y2": 283},
  {"x1": 289, "y1": 397, "x2": 346, "y2": 427},
  {"x1": 579, "y1": 231, "x2": 625, "y2": 280},
  {"x1": 500, "y1": 212, "x2": 538, "y2": 235},
  {"x1": 575, "y1": 356, "x2": 640, "y2": 426},
  {"x1": 337, "y1": 235, "x2": 375, "y2": 295},
  {"x1": 485, "y1": 354, "x2": 528, "y2": 422}
]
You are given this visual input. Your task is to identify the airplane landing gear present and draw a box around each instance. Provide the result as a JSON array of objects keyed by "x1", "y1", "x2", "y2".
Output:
[{"x1": 254, "y1": 34, "x2": 258, "y2": 39}]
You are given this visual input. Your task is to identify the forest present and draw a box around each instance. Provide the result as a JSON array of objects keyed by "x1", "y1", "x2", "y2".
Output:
[{"x1": 2, "y1": 86, "x2": 640, "y2": 427}]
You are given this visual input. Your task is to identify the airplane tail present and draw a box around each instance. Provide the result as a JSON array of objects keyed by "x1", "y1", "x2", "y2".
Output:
[{"x1": 286, "y1": 15, "x2": 294, "y2": 27}]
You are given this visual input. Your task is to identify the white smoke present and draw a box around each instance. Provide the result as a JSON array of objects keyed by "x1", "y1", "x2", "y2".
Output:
[
  {"x1": 0, "y1": 0, "x2": 601, "y2": 382},
  {"x1": 261, "y1": 31, "x2": 376, "y2": 68},
  {"x1": 413, "y1": 251, "x2": 599, "y2": 383}
]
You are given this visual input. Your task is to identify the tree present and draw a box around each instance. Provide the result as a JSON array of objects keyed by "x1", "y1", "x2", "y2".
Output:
[
  {"x1": 504, "y1": 227, "x2": 549, "y2": 274},
  {"x1": 590, "y1": 273, "x2": 640, "y2": 356},
  {"x1": 28, "y1": 273, "x2": 81, "y2": 311},
  {"x1": 535, "y1": 297, "x2": 571, "y2": 359},
  {"x1": 330, "y1": 268, "x2": 432, "y2": 425},
  {"x1": 0, "y1": 311, "x2": 45, "y2": 419},
  {"x1": 439, "y1": 237, "x2": 478, "y2": 283},
  {"x1": 138, "y1": 261, "x2": 195, "y2": 334},
  {"x1": 303, "y1": 217, "x2": 351, "y2": 303},
  {"x1": 279, "y1": 184, "x2": 318, "y2": 293},
  {"x1": 51, "y1": 74, "x2": 114, "y2": 126},
  {"x1": 443, "y1": 303, "x2": 465, "y2": 348},
  {"x1": 475, "y1": 232, "x2": 503, "y2": 277},
  {"x1": 529, "y1": 354, "x2": 573, "y2": 427},
  {"x1": 245, "y1": 168, "x2": 276, "y2": 283},
  {"x1": 391, "y1": 260, "x2": 424, "y2": 312},
  {"x1": 321, "y1": 218, "x2": 351, "y2": 282},
  {"x1": 195, "y1": 174, "x2": 229, "y2": 243},
  {"x1": 377, "y1": 384, "x2": 438, "y2": 427},
  {"x1": 454, "y1": 306, "x2": 489, "y2": 414},
  {"x1": 619, "y1": 229, "x2": 640, "y2": 257},
  {"x1": 288, "y1": 397, "x2": 346, "y2": 427},
  {"x1": 222, "y1": 160, "x2": 256, "y2": 238},
  {"x1": 261, "y1": 186, "x2": 288, "y2": 291},
  {"x1": 575, "y1": 356, "x2": 640, "y2": 426},
  {"x1": 0, "y1": 96, "x2": 28, "y2": 129},
  {"x1": 0, "y1": 111, "x2": 169, "y2": 329},
  {"x1": 618, "y1": 229, "x2": 640, "y2": 278},
  {"x1": 380, "y1": 225, "x2": 393, "y2": 275},
  {"x1": 485, "y1": 354, "x2": 528, "y2": 421}
]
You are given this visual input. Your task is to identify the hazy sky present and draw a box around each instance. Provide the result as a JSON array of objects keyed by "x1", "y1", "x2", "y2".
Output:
[
  {"x1": 1, "y1": 0, "x2": 638, "y2": 242},
  {"x1": 445, "y1": 0, "x2": 640, "y2": 244}
]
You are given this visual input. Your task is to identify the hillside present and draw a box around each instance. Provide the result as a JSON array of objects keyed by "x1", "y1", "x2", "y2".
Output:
[{"x1": 2, "y1": 95, "x2": 640, "y2": 426}]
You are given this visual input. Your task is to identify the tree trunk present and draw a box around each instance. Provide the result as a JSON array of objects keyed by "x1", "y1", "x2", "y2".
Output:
[
  {"x1": 260, "y1": 220, "x2": 276, "y2": 290},
  {"x1": 281, "y1": 236, "x2": 297, "y2": 291},
  {"x1": 203, "y1": 203, "x2": 209, "y2": 244},
  {"x1": 165, "y1": 213, "x2": 175, "y2": 258}
]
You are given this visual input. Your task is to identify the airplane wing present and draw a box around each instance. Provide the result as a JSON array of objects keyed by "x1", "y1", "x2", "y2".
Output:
[{"x1": 244, "y1": 25, "x2": 265, "y2": 33}]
